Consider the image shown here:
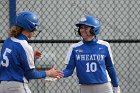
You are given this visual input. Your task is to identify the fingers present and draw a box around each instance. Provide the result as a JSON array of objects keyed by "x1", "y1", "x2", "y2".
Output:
[
  {"x1": 56, "y1": 71, "x2": 64, "y2": 79},
  {"x1": 34, "y1": 51, "x2": 41, "y2": 59},
  {"x1": 46, "y1": 69, "x2": 64, "y2": 79},
  {"x1": 53, "y1": 70, "x2": 64, "y2": 79}
]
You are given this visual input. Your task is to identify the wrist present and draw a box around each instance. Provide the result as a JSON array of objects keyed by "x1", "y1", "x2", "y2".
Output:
[{"x1": 46, "y1": 70, "x2": 51, "y2": 76}]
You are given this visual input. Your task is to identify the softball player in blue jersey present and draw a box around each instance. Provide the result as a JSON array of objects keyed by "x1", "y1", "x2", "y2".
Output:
[
  {"x1": 0, "y1": 11, "x2": 63, "y2": 93},
  {"x1": 63, "y1": 15, "x2": 121, "y2": 93}
]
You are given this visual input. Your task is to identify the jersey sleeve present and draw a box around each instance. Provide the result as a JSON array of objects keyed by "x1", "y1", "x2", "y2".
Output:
[
  {"x1": 18, "y1": 41, "x2": 46, "y2": 79},
  {"x1": 63, "y1": 46, "x2": 76, "y2": 77},
  {"x1": 24, "y1": 69, "x2": 46, "y2": 79},
  {"x1": 105, "y1": 43, "x2": 119, "y2": 87}
]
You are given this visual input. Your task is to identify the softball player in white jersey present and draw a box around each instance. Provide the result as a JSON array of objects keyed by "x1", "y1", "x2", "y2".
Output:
[
  {"x1": 63, "y1": 15, "x2": 121, "y2": 93},
  {"x1": 0, "y1": 11, "x2": 63, "y2": 93}
]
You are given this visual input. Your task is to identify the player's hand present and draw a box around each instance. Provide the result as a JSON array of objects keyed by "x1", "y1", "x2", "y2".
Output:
[
  {"x1": 46, "y1": 66, "x2": 64, "y2": 79},
  {"x1": 113, "y1": 86, "x2": 121, "y2": 93},
  {"x1": 34, "y1": 50, "x2": 41, "y2": 59}
]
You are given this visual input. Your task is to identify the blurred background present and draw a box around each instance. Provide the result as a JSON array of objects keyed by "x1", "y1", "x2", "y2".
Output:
[{"x1": 0, "y1": 0, "x2": 140, "y2": 93}]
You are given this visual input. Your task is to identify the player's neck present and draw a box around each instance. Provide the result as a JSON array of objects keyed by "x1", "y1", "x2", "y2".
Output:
[{"x1": 83, "y1": 36, "x2": 95, "y2": 41}]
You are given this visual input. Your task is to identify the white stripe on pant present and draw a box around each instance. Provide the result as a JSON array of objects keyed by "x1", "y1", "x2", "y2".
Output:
[
  {"x1": 0, "y1": 81, "x2": 31, "y2": 93},
  {"x1": 80, "y1": 82, "x2": 113, "y2": 93}
]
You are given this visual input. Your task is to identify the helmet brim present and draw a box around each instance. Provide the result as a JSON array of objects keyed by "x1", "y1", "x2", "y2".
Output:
[{"x1": 76, "y1": 23, "x2": 93, "y2": 27}]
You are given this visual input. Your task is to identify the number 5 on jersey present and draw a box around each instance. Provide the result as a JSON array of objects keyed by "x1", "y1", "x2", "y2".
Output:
[{"x1": 1, "y1": 48, "x2": 12, "y2": 67}]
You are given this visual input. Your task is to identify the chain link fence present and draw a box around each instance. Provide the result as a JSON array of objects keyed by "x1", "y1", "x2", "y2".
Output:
[{"x1": 0, "y1": 0, "x2": 140, "y2": 93}]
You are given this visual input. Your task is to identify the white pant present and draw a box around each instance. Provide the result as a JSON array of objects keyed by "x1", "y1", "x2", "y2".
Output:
[
  {"x1": 0, "y1": 81, "x2": 31, "y2": 93},
  {"x1": 80, "y1": 82, "x2": 113, "y2": 93}
]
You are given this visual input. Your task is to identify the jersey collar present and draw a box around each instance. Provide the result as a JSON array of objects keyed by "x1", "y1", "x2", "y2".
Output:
[
  {"x1": 83, "y1": 38, "x2": 98, "y2": 44},
  {"x1": 15, "y1": 34, "x2": 28, "y2": 40}
]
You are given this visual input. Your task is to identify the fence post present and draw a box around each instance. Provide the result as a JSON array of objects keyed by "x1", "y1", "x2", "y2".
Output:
[{"x1": 9, "y1": 0, "x2": 16, "y2": 28}]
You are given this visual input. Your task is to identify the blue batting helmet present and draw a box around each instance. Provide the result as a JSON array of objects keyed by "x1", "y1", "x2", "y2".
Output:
[
  {"x1": 76, "y1": 15, "x2": 101, "y2": 35},
  {"x1": 15, "y1": 11, "x2": 39, "y2": 32}
]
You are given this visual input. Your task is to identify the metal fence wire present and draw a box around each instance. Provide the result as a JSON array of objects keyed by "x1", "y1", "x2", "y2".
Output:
[{"x1": 0, "y1": 0, "x2": 140, "y2": 93}]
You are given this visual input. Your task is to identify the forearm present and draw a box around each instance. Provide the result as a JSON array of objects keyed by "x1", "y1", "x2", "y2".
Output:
[
  {"x1": 63, "y1": 69, "x2": 73, "y2": 77},
  {"x1": 107, "y1": 66, "x2": 119, "y2": 87},
  {"x1": 25, "y1": 69, "x2": 46, "y2": 79}
]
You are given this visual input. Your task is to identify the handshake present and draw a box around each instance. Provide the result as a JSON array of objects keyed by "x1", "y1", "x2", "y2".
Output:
[
  {"x1": 45, "y1": 65, "x2": 64, "y2": 82},
  {"x1": 34, "y1": 50, "x2": 64, "y2": 81}
]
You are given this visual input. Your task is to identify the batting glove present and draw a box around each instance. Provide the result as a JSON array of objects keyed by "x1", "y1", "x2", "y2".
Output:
[{"x1": 113, "y1": 86, "x2": 121, "y2": 93}]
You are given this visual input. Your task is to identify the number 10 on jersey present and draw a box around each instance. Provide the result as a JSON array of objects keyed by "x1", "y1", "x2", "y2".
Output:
[{"x1": 86, "y1": 62, "x2": 97, "y2": 72}]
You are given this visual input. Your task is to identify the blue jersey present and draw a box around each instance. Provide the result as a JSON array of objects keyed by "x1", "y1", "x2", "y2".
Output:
[
  {"x1": 63, "y1": 38, "x2": 119, "y2": 87},
  {"x1": 0, "y1": 34, "x2": 46, "y2": 83}
]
